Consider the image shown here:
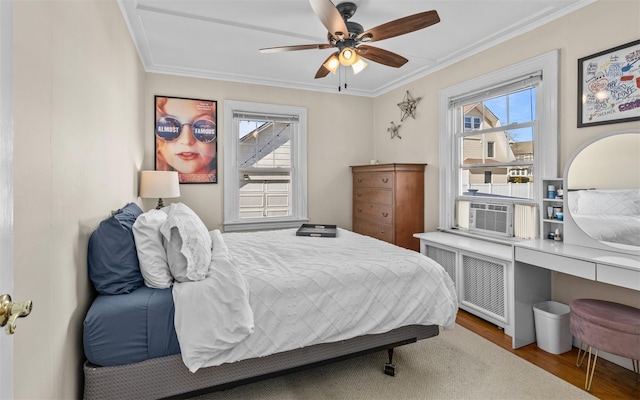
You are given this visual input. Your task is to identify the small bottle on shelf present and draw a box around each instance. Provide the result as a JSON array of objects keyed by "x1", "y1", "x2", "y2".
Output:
[{"x1": 554, "y1": 228, "x2": 562, "y2": 241}]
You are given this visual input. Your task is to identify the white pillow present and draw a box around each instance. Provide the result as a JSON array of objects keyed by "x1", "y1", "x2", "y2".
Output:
[
  {"x1": 132, "y1": 209, "x2": 173, "y2": 288},
  {"x1": 160, "y1": 203, "x2": 212, "y2": 282}
]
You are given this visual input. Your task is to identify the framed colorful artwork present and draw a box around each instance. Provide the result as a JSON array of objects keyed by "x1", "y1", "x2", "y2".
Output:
[
  {"x1": 154, "y1": 96, "x2": 217, "y2": 183},
  {"x1": 577, "y1": 40, "x2": 640, "y2": 127}
]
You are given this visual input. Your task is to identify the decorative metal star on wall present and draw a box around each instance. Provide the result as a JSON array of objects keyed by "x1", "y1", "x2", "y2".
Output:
[
  {"x1": 388, "y1": 121, "x2": 401, "y2": 139},
  {"x1": 397, "y1": 90, "x2": 422, "y2": 121}
]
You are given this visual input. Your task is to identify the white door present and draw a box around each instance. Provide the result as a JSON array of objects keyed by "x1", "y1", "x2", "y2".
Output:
[{"x1": 0, "y1": 1, "x2": 14, "y2": 398}]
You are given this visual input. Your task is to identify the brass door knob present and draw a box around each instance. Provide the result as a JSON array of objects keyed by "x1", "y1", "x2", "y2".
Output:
[{"x1": 0, "y1": 294, "x2": 33, "y2": 335}]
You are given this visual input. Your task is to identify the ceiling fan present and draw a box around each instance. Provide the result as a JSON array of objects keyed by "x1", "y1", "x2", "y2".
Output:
[{"x1": 259, "y1": 0, "x2": 440, "y2": 79}]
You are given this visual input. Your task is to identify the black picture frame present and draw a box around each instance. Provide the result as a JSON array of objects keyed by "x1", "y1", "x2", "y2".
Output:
[
  {"x1": 577, "y1": 40, "x2": 640, "y2": 128},
  {"x1": 154, "y1": 95, "x2": 218, "y2": 183}
]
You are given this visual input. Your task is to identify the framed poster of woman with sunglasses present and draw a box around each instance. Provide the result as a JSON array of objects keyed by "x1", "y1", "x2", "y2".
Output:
[{"x1": 155, "y1": 96, "x2": 218, "y2": 183}]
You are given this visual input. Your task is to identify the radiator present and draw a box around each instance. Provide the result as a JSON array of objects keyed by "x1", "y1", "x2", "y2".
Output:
[{"x1": 425, "y1": 244, "x2": 508, "y2": 328}]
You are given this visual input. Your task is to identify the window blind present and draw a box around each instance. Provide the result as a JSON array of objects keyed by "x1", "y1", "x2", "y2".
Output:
[
  {"x1": 233, "y1": 111, "x2": 299, "y2": 122},
  {"x1": 450, "y1": 72, "x2": 542, "y2": 108}
]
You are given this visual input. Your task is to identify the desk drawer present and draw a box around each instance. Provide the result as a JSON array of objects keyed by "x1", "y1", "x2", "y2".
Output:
[
  {"x1": 598, "y1": 263, "x2": 640, "y2": 291},
  {"x1": 515, "y1": 247, "x2": 596, "y2": 280},
  {"x1": 353, "y1": 202, "x2": 393, "y2": 225},
  {"x1": 353, "y1": 188, "x2": 393, "y2": 205},
  {"x1": 353, "y1": 219, "x2": 393, "y2": 243},
  {"x1": 353, "y1": 172, "x2": 394, "y2": 189}
]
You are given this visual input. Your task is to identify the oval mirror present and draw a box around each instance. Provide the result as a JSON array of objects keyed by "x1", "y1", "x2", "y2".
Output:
[{"x1": 565, "y1": 130, "x2": 640, "y2": 252}]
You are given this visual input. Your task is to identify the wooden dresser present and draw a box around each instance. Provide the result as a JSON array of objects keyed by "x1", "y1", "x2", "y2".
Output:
[{"x1": 351, "y1": 163, "x2": 426, "y2": 251}]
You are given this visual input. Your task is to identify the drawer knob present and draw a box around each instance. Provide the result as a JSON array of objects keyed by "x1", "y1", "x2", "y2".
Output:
[
  {"x1": 357, "y1": 208, "x2": 362, "y2": 212},
  {"x1": 382, "y1": 212, "x2": 389, "y2": 218},
  {"x1": 357, "y1": 193, "x2": 362, "y2": 197},
  {"x1": 382, "y1": 178, "x2": 389, "y2": 183},
  {"x1": 357, "y1": 178, "x2": 363, "y2": 183}
]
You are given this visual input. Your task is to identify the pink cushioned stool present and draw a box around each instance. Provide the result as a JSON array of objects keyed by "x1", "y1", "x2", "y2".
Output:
[{"x1": 569, "y1": 298, "x2": 640, "y2": 391}]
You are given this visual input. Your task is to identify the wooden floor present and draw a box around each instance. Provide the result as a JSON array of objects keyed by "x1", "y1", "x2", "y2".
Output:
[{"x1": 456, "y1": 310, "x2": 639, "y2": 400}]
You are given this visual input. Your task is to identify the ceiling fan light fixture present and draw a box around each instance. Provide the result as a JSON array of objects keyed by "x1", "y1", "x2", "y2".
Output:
[
  {"x1": 352, "y1": 57, "x2": 368, "y2": 75},
  {"x1": 339, "y1": 47, "x2": 357, "y2": 66},
  {"x1": 323, "y1": 54, "x2": 340, "y2": 74}
]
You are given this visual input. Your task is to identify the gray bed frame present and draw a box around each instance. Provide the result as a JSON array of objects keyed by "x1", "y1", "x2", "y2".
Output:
[{"x1": 83, "y1": 324, "x2": 439, "y2": 399}]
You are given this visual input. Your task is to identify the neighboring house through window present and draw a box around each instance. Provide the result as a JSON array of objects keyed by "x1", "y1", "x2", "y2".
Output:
[
  {"x1": 223, "y1": 100, "x2": 307, "y2": 231},
  {"x1": 439, "y1": 50, "x2": 558, "y2": 240}
]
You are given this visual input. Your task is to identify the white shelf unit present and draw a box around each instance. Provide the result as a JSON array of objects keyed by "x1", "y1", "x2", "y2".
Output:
[{"x1": 541, "y1": 178, "x2": 564, "y2": 241}]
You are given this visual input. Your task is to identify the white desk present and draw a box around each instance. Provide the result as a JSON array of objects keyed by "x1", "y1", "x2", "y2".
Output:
[{"x1": 512, "y1": 239, "x2": 640, "y2": 349}]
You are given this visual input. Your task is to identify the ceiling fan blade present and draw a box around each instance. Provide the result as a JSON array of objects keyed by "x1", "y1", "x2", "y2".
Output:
[
  {"x1": 309, "y1": 0, "x2": 349, "y2": 40},
  {"x1": 357, "y1": 10, "x2": 440, "y2": 43},
  {"x1": 315, "y1": 65, "x2": 331, "y2": 79},
  {"x1": 260, "y1": 43, "x2": 333, "y2": 53},
  {"x1": 356, "y1": 45, "x2": 408, "y2": 68}
]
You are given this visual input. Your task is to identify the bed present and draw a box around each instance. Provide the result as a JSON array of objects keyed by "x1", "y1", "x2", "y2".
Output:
[
  {"x1": 568, "y1": 189, "x2": 640, "y2": 246},
  {"x1": 82, "y1": 203, "x2": 458, "y2": 399}
]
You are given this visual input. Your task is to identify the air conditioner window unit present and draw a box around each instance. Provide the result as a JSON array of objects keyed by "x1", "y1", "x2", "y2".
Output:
[{"x1": 468, "y1": 202, "x2": 513, "y2": 237}]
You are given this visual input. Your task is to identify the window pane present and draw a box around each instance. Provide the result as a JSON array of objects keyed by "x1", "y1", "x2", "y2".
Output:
[
  {"x1": 238, "y1": 120, "x2": 292, "y2": 169},
  {"x1": 508, "y1": 126, "x2": 534, "y2": 162},
  {"x1": 483, "y1": 87, "x2": 536, "y2": 126},
  {"x1": 239, "y1": 171, "x2": 291, "y2": 219},
  {"x1": 462, "y1": 166, "x2": 534, "y2": 199},
  {"x1": 237, "y1": 119, "x2": 293, "y2": 220},
  {"x1": 462, "y1": 133, "x2": 514, "y2": 164}
]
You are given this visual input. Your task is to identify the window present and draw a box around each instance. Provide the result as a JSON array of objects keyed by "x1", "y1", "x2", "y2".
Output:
[
  {"x1": 439, "y1": 51, "x2": 559, "y2": 240},
  {"x1": 459, "y1": 85, "x2": 537, "y2": 199},
  {"x1": 487, "y1": 141, "x2": 495, "y2": 158},
  {"x1": 464, "y1": 116, "x2": 481, "y2": 130},
  {"x1": 224, "y1": 101, "x2": 307, "y2": 231}
]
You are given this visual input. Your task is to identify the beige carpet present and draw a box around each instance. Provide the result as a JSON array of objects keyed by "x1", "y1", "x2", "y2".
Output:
[{"x1": 192, "y1": 324, "x2": 597, "y2": 400}]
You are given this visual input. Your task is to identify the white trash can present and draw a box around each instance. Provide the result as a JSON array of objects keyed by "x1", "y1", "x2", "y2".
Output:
[{"x1": 532, "y1": 301, "x2": 572, "y2": 354}]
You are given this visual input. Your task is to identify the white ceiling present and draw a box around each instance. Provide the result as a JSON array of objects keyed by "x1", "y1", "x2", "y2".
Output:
[{"x1": 119, "y1": 0, "x2": 593, "y2": 97}]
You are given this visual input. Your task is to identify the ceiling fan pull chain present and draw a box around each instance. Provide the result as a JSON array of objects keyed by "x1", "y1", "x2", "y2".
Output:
[{"x1": 343, "y1": 66, "x2": 348, "y2": 91}]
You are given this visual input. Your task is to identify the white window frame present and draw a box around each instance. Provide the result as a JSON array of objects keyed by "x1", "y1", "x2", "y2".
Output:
[
  {"x1": 223, "y1": 100, "x2": 308, "y2": 231},
  {"x1": 438, "y1": 50, "x2": 559, "y2": 236}
]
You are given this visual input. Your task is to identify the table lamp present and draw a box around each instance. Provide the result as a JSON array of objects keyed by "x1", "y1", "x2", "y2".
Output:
[{"x1": 139, "y1": 171, "x2": 180, "y2": 209}]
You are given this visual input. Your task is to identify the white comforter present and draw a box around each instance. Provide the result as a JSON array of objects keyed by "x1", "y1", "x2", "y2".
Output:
[{"x1": 173, "y1": 228, "x2": 458, "y2": 372}]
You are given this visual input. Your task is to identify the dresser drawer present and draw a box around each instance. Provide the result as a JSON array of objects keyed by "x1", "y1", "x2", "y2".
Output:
[
  {"x1": 515, "y1": 247, "x2": 596, "y2": 280},
  {"x1": 597, "y1": 263, "x2": 640, "y2": 291},
  {"x1": 353, "y1": 188, "x2": 393, "y2": 205},
  {"x1": 353, "y1": 202, "x2": 393, "y2": 225},
  {"x1": 353, "y1": 172, "x2": 394, "y2": 189},
  {"x1": 353, "y1": 220, "x2": 393, "y2": 243}
]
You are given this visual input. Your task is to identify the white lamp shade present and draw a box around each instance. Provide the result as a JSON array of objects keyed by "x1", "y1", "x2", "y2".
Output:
[
  {"x1": 139, "y1": 171, "x2": 180, "y2": 199},
  {"x1": 323, "y1": 54, "x2": 340, "y2": 74},
  {"x1": 351, "y1": 57, "x2": 368, "y2": 75},
  {"x1": 338, "y1": 47, "x2": 356, "y2": 66}
]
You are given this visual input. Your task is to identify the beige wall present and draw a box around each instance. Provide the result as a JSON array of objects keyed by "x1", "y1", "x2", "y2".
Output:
[
  {"x1": 143, "y1": 74, "x2": 374, "y2": 230},
  {"x1": 13, "y1": 0, "x2": 145, "y2": 398},
  {"x1": 9, "y1": 0, "x2": 640, "y2": 398}
]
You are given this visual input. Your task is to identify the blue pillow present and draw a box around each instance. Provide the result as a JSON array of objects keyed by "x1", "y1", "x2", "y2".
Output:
[{"x1": 88, "y1": 203, "x2": 144, "y2": 295}]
